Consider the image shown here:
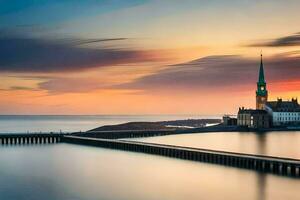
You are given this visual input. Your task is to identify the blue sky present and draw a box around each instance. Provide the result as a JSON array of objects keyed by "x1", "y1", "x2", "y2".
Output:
[
  {"x1": 1, "y1": 0, "x2": 300, "y2": 114},
  {"x1": 0, "y1": 0, "x2": 147, "y2": 28}
]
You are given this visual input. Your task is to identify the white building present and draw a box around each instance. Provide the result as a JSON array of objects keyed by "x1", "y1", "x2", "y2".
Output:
[{"x1": 265, "y1": 98, "x2": 300, "y2": 126}]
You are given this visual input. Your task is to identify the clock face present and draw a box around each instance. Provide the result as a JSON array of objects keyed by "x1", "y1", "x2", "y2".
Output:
[{"x1": 260, "y1": 86, "x2": 264, "y2": 91}]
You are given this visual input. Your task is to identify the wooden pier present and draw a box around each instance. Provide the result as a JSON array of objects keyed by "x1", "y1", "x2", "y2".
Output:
[
  {"x1": 1, "y1": 133, "x2": 300, "y2": 178},
  {"x1": 62, "y1": 135, "x2": 300, "y2": 178},
  {"x1": 0, "y1": 133, "x2": 62, "y2": 144}
]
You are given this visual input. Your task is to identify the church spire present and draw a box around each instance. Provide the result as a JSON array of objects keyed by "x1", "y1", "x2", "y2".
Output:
[
  {"x1": 258, "y1": 53, "x2": 265, "y2": 84},
  {"x1": 256, "y1": 53, "x2": 268, "y2": 110}
]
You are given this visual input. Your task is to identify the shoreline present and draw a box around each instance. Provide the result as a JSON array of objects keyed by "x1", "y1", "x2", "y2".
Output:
[
  {"x1": 72, "y1": 124, "x2": 300, "y2": 139},
  {"x1": 1, "y1": 124, "x2": 300, "y2": 136}
]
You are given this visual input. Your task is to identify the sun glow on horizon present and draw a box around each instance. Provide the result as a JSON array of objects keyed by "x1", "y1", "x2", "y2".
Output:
[{"x1": 1, "y1": 0, "x2": 300, "y2": 114}]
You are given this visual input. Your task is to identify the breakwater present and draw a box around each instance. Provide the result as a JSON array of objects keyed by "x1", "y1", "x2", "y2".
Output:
[
  {"x1": 1, "y1": 133, "x2": 300, "y2": 178},
  {"x1": 0, "y1": 133, "x2": 63, "y2": 144},
  {"x1": 62, "y1": 135, "x2": 300, "y2": 178}
]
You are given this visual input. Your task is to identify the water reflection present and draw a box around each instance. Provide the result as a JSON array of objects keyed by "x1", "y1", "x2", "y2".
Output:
[
  {"x1": 132, "y1": 131, "x2": 300, "y2": 159},
  {"x1": 0, "y1": 144, "x2": 299, "y2": 200},
  {"x1": 256, "y1": 173, "x2": 267, "y2": 200},
  {"x1": 256, "y1": 133, "x2": 267, "y2": 156}
]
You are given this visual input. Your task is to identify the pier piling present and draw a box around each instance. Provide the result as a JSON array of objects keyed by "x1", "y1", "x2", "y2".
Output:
[
  {"x1": 60, "y1": 136, "x2": 300, "y2": 178},
  {"x1": 1, "y1": 134, "x2": 300, "y2": 178}
]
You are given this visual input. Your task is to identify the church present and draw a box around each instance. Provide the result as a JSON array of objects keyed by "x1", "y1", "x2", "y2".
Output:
[{"x1": 237, "y1": 54, "x2": 300, "y2": 128}]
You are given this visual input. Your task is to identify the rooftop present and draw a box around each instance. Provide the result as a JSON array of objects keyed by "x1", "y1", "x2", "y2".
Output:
[
  {"x1": 266, "y1": 98, "x2": 300, "y2": 112},
  {"x1": 238, "y1": 108, "x2": 268, "y2": 114}
]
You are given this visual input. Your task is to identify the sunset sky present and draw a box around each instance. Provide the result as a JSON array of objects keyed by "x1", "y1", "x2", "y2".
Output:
[{"x1": 1, "y1": 0, "x2": 300, "y2": 115}]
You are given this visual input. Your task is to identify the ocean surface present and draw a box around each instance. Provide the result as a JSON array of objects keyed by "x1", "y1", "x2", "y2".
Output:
[
  {"x1": 1, "y1": 115, "x2": 300, "y2": 200},
  {"x1": 0, "y1": 143, "x2": 300, "y2": 200},
  {"x1": 130, "y1": 131, "x2": 300, "y2": 159},
  {"x1": 0, "y1": 115, "x2": 217, "y2": 133}
]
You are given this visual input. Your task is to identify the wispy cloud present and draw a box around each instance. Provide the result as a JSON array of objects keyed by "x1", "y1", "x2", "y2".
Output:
[
  {"x1": 116, "y1": 53, "x2": 300, "y2": 93},
  {"x1": 12, "y1": 51, "x2": 300, "y2": 95},
  {"x1": 0, "y1": 33, "x2": 162, "y2": 73},
  {"x1": 71, "y1": 38, "x2": 129, "y2": 45},
  {"x1": 38, "y1": 77, "x2": 108, "y2": 94},
  {"x1": 9, "y1": 86, "x2": 39, "y2": 91},
  {"x1": 247, "y1": 32, "x2": 300, "y2": 47}
]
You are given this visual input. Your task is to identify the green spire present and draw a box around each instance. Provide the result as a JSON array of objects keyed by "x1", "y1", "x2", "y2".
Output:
[
  {"x1": 256, "y1": 53, "x2": 267, "y2": 97},
  {"x1": 258, "y1": 53, "x2": 265, "y2": 84}
]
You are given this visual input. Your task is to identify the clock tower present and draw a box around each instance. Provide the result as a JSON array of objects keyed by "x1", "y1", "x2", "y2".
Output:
[{"x1": 256, "y1": 54, "x2": 268, "y2": 110}]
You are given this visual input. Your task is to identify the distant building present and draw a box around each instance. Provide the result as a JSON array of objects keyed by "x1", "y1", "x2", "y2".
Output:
[
  {"x1": 256, "y1": 54, "x2": 268, "y2": 110},
  {"x1": 237, "y1": 54, "x2": 300, "y2": 128},
  {"x1": 237, "y1": 55, "x2": 270, "y2": 129},
  {"x1": 265, "y1": 98, "x2": 300, "y2": 126},
  {"x1": 223, "y1": 115, "x2": 237, "y2": 126},
  {"x1": 237, "y1": 108, "x2": 270, "y2": 129}
]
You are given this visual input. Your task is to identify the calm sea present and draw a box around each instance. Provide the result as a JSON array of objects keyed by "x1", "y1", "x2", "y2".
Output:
[
  {"x1": 130, "y1": 131, "x2": 300, "y2": 159},
  {"x1": 0, "y1": 143, "x2": 299, "y2": 200},
  {"x1": 0, "y1": 115, "x2": 218, "y2": 133},
  {"x1": 1, "y1": 115, "x2": 300, "y2": 200}
]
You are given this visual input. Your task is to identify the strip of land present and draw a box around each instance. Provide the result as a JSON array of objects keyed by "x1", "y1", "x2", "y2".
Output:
[{"x1": 72, "y1": 118, "x2": 300, "y2": 139}]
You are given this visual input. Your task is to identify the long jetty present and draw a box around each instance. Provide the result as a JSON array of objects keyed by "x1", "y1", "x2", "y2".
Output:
[
  {"x1": 1, "y1": 133, "x2": 300, "y2": 178},
  {"x1": 61, "y1": 135, "x2": 300, "y2": 178},
  {"x1": 0, "y1": 133, "x2": 62, "y2": 144}
]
